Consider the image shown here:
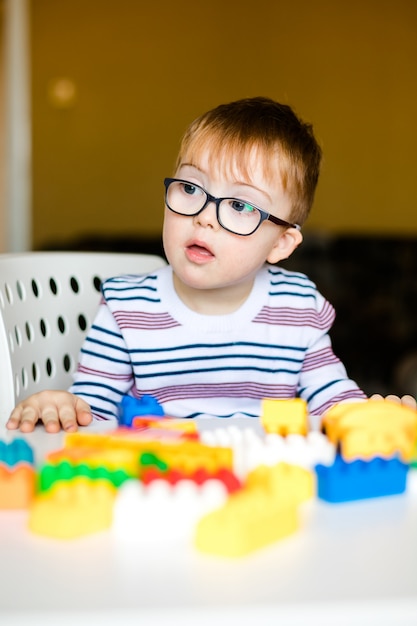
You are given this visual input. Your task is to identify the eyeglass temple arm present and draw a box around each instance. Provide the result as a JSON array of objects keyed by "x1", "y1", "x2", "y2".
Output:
[{"x1": 268, "y1": 214, "x2": 301, "y2": 230}]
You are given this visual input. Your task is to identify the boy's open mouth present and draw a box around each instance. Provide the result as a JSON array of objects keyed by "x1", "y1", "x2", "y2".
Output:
[{"x1": 185, "y1": 242, "x2": 215, "y2": 262}]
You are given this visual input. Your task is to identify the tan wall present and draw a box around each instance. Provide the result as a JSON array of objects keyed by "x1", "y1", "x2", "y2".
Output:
[
  {"x1": 0, "y1": 1, "x2": 5, "y2": 252},
  {"x1": 31, "y1": 0, "x2": 417, "y2": 249}
]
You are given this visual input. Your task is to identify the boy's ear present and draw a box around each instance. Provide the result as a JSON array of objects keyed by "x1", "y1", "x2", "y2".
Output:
[{"x1": 266, "y1": 227, "x2": 303, "y2": 264}]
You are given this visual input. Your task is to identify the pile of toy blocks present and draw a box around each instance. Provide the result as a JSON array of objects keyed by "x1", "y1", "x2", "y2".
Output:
[{"x1": 0, "y1": 396, "x2": 416, "y2": 558}]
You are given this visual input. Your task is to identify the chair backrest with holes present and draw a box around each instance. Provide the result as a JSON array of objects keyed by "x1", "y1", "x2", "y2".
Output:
[{"x1": 0, "y1": 252, "x2": 166, "y2": 425}]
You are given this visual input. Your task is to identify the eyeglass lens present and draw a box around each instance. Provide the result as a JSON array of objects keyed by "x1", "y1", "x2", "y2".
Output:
[{"x1": 166, "y1": 180, "x2": 263, "y2": 235}]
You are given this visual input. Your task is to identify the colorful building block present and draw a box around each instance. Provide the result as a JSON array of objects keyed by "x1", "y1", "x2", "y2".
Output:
[
  {"x1": 261, "y1": 398, "x2": 308, "y2": 436},
  {"x1": 119, "y1": 394, "x2": 164, "y2": 426},
  {"x1": 315, "y1": 453, "x2": 409, "y2": 503},
  {"x1": 195, "y1": 462, "x2": 313, "y2": 557},
  {"x1": 200, "y1": 426, "x2": 335, "y2": 477},
  {"x1": 411, "y1": 439, "x2": 417, "y2": 469},
  {"x1": 0, "y1": 465, "x2": 36, "y2": 509},
  {"x1": 246, "y1": 462, "x2": 314, "y2": 505},
  {"x1": 38, "y1": 460, "x2": 131, "y2": 493},
  {"x1": 138, "y1": 451, "x2": 242, "y2": 492},
  {"x1": 0, "y1": 439, "x2": 34, "y2": 467},
  {"x1": 130, "y1": 418, "x2": 198, "y2": 436},
  {"x1": 321, "y1": 400, "x2": 417, "y2": 461},
  {"x1": 113, "y1": 477, "x2": 229, "y2": 543},
  {"x1": 0, "y1": 438, "x2": 36, "y2": 509},
  {"x1": 29, "y1": 478, "x2": 116, "y2": 539},
  {"x1": 65, "y1": 431, "x2": 233, "y2": 475},
  {"x1": 46, "y1": 445, "x2": 141, "y2": 476},
  {"x1": 195, "y1": 488, "x2": 298, "y2": 557}
]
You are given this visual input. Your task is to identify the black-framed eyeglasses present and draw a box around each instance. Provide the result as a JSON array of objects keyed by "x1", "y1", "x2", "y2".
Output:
[{"x1": 164, "y1": 178, "x2": 300, "y2": 237}]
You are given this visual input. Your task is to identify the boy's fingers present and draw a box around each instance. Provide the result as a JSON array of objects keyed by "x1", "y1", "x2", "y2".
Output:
[
  {"x1": 77, "y1": 410, "x2": 93, "y2": 427},
  {"x1": 5, "y1": 412, "x2": 23, "y2": 430},
  {"x1": 38, "y1": 402, "x2": 91, "y2": 432},
  {"x1": 400, "y1": 394, "x2": 417, "y2": 410},
  {"x1": 369, "y1": 394, "x2": 383, "y2": 401},
  {"x1": 58, "y1": 405, "x2": 81, "y2": 432},
  {"x1": 6, "y1": 393, "x2": 93, "y2": 433},
  {"x1": 370, "y1": 393, "x2": 417, "y2": 410},
  {"x1": 43, "y1": 419, "x2": 62, "y2": 433},
  {"x1": 72, "y1": 398, "x2": 93, "y2": 428},
  {"x1": 384, "y1": 394, "x2": 402, "y2": 405},
  {"x1": 32, "y1": 404, "x2": 60, "y2": 433},
  {"x1": 12, "y1": 405, "x2": 40, "y2": 432}
]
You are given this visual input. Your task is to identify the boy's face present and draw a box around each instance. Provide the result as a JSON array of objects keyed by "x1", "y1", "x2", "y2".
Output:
[{"x1": 162, "y1": 147, "x2": 302, "y2": 310}]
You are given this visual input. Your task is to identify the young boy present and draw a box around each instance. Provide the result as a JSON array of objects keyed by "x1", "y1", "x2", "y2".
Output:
[{"x1": 6, "y1": 97, "x2": 416, "y2": 433}]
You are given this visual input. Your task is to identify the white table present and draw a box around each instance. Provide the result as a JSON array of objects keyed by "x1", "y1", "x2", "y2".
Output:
[{"x1": 1, "y1": 420, "x2": 417, "y2": 626}]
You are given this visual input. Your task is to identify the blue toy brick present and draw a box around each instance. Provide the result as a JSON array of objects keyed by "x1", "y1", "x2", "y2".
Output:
[
  {"x1": 0, "y1": 439, "x2": 34, "y2": 467},
  {"x1": 119, "y1": 394, "x2": 164, "y2": 427},
  {"x1": 315, "y1": 454, "x2": 408, "y2": 503}
]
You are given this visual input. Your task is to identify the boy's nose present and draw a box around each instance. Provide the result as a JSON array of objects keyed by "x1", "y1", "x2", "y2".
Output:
[{"x1": 193, "y1": 200, "x2": 219, "y2": 230}]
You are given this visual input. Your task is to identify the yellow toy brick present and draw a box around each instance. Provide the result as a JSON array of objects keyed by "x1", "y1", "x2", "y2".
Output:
[
  {"x1": 195, "y1": 489, "x2": 298, "y2": 557},
  {"x1": 322, "y1": 400, "x2": 417, "y2": 461},
  {"x1": 261, "y1": 398, "x2": 308, "y2": 436},
  {"x1": 28, "y1": 478, "x2": 116, "y2": 539},
  {"x1": 411, "y1": 439, "x2": 417, "y2": 468},
  {"x1": 195, "y1": 462, "x2": 313, "y2": 557},
  {"x1": 47, "y1": 446, "x2": 140, "y2": 476},
  {"x1": 246, "y1": 462, "x2": 314, "y2": 505}
]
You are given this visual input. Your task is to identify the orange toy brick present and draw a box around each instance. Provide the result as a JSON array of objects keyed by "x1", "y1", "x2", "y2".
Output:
[
  {"x1": 130, "y1": 417, "x2": 198, "y2": 435},
  {"x1": 29, "y1": 478, "x2": 116, "y2": 539},
  {"x1": 261, "y1": 398, "x2": 308, "y2": 436},
  {"x1": 0, "y1": 465, "x2": 35, "y2": 509}
]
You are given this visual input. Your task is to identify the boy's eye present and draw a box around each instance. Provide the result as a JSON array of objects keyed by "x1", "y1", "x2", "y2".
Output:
[
  {"x1": 182, "y1": 183, "x2": 200, "y2": 196},
  {"x1": 230, "y1": 200, "x2": 255, "y2": 213}
]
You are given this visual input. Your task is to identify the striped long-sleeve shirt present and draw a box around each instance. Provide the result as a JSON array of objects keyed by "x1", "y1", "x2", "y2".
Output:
[{"x1": 69, "y1": 264, "x2": 366, "y2": 429}]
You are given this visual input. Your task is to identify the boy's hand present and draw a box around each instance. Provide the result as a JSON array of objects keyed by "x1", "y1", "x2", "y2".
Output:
[
  {"x1": 370, "y1": 393, "x2": 417, "y2": 411},
  {"x1": 6, "y1": 391, "x2": 93, "y2": 433}
]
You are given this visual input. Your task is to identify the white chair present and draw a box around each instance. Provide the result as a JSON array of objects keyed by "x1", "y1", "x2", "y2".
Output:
[{"x1": 0, "y1": 251, "x2": 166, "y2": 425}]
